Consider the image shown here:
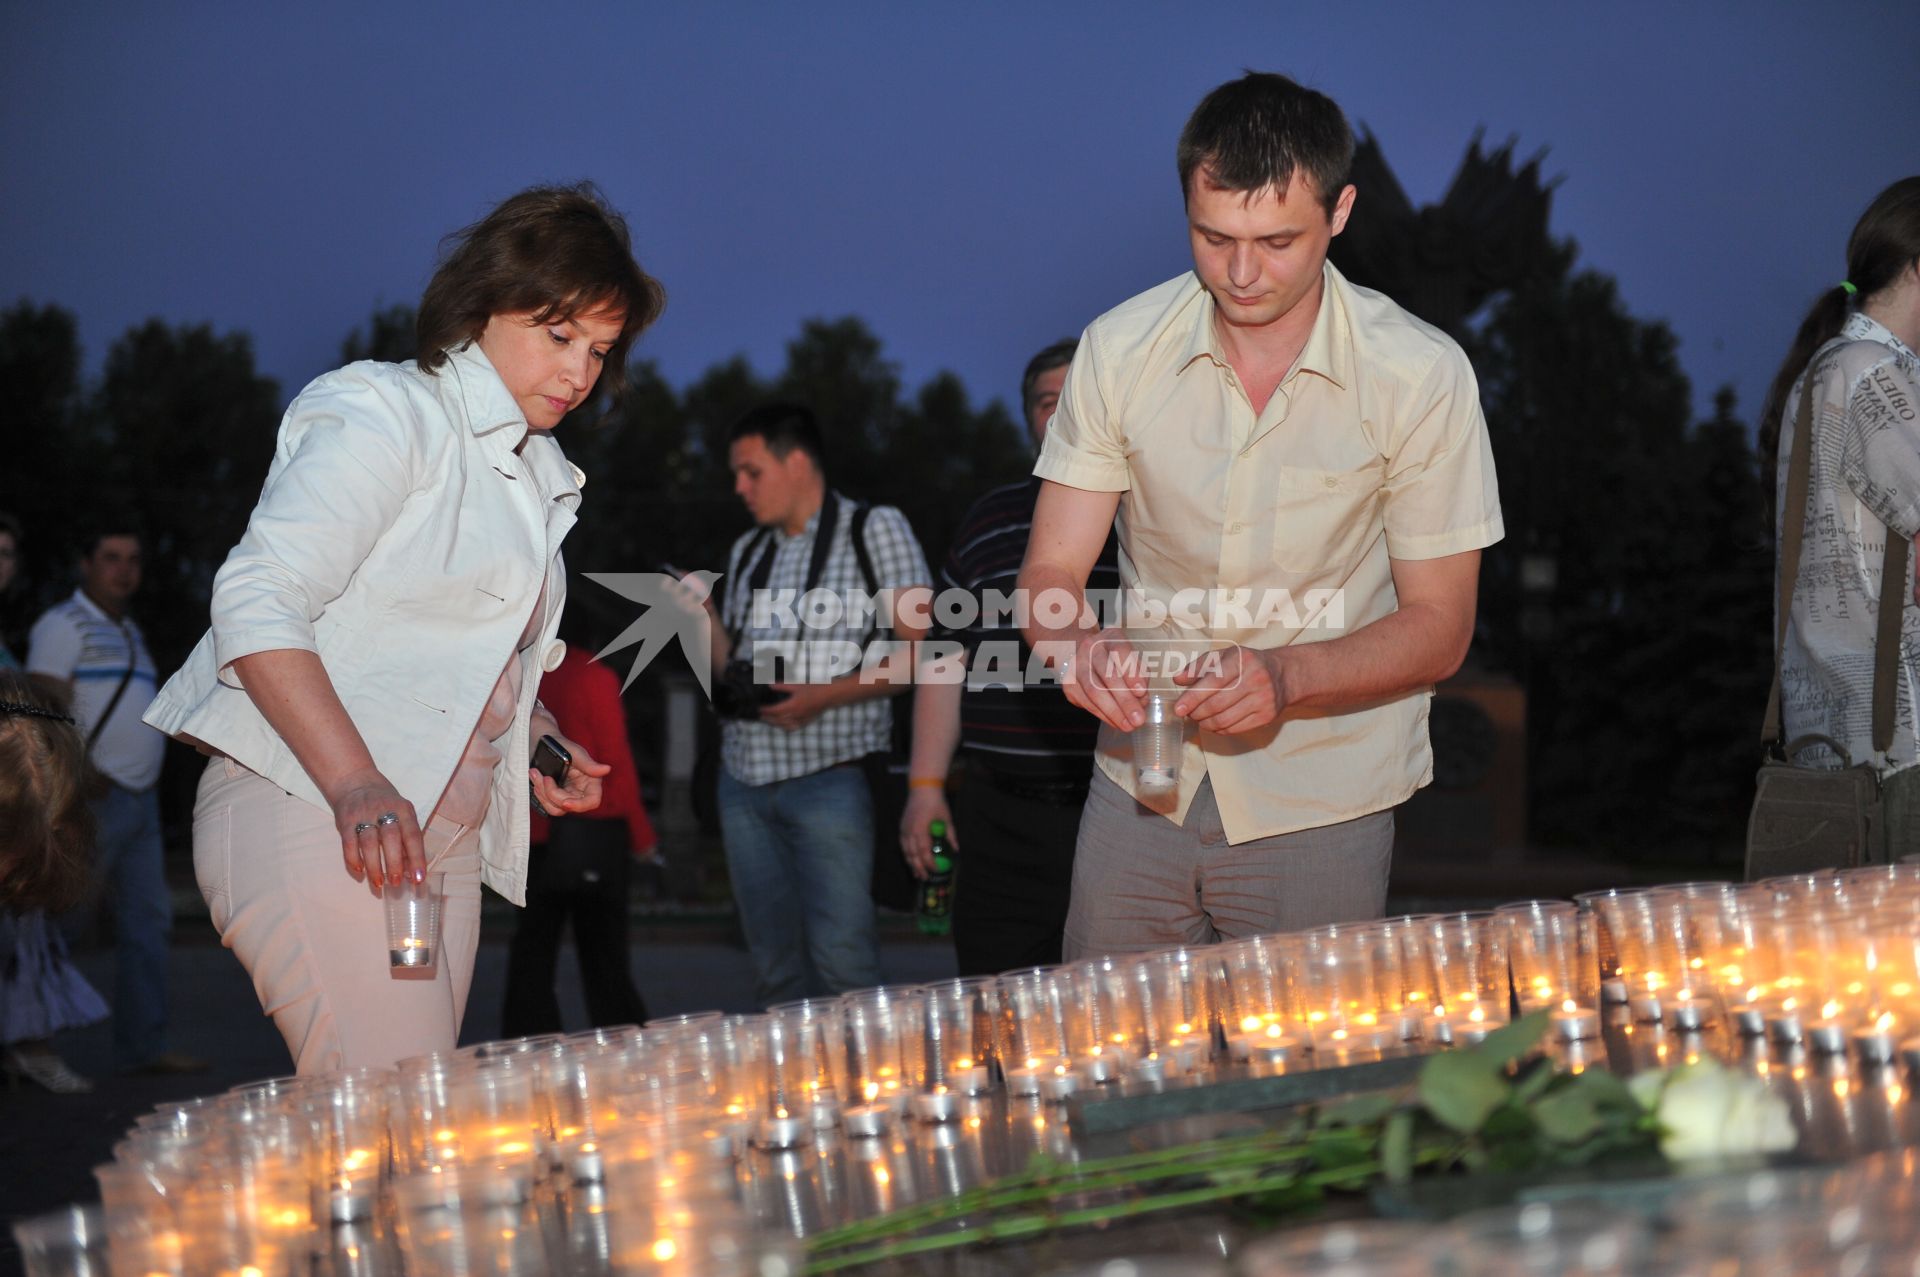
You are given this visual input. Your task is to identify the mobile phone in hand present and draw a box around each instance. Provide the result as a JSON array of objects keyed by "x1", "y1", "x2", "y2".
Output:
[{"x1": 530, "y1": 734, "x2": 572, "y2": 810}]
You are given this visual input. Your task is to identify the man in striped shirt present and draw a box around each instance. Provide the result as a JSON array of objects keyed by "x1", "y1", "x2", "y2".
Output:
[
  {"x1": 901, "y1": 341, "x2": 1121, "y2": 975},
  {"x1": 27, "y1": 528, "x2": 204, "y2": 1074}
]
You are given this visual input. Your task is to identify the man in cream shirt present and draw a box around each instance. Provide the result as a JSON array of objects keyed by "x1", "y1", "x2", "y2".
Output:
[{"x1": 1019, "y1": 72, "x2": 1503, "y2": 957}]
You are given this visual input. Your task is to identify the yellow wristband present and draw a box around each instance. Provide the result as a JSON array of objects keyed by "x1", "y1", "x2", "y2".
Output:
[{"x1": 908, "y1": 777, "x2": 946, "y2": 789}]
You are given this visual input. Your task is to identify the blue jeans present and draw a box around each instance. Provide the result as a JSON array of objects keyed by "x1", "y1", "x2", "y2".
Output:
[
  {"x1": 89, "y1": 783, "x2": 172, "y2": 1065},
  {"x1": 717, "y1": 764, "x2": 880, "y2": 1005}
]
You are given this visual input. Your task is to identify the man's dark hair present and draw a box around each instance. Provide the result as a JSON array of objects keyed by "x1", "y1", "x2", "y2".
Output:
[
  {"x1": 728, "y1": 401, "x2": 826, "y2": 474},
  {"x1": 1020, "y1": 339, "x2": 1078, "y2": 423},
  {"x1": 416, "y1": 182, "x2": 667, "y2": 408},
  {"x1": 1177, "y1": 72, "x2": 1355, "y2": 214},
  {"x1": 76, "y1": 522, "x2": 141, "y2": 561}
]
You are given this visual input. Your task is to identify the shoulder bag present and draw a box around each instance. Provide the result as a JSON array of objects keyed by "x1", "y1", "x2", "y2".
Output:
[{"x1": 1745, "y1": 380, "x2": 1904, "y2": 878}]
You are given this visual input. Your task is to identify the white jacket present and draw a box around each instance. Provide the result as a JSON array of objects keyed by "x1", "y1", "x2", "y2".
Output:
[{"x1": 144, "y1": 341, "x2": 581, "y2": 906}]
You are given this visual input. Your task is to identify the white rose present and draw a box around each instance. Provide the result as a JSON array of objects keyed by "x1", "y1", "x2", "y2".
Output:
[{"x1": 1633, "y1": 1059, "x2": 1797, "y2": 1162}]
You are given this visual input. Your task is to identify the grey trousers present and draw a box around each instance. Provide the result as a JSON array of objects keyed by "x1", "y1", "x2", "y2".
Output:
[{"x1": 1062, "y1": 770, "x2": 1394, "y2": 960}]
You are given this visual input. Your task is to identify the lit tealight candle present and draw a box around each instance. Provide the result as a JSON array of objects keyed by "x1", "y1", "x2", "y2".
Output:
[
  {"x1": 1806, "y1": 1001, "x2": 1851, "y2": 1056},
  {"x1": 910, "y1": 1086, "x2": 961, "y2": 1123},
  {"x1": 943, "y1": 1059, "x2": 990, "y2": 1095},
  {"x1": 1851, "y1": 1012, "x2": 1899, "y2": 1065},
  {"x1": 754, "y1": 1108, "x2": 811, "y2": 1149},
  {"x1": 390, "y1": 936, "x2": 433, "y2": 968},
  {"x1": 1549, "y1": 999, "x2": 1599, "y2": 1041},
  {"x1": 842, "y1": 1103, "x2": 890, "y2": 1138}
]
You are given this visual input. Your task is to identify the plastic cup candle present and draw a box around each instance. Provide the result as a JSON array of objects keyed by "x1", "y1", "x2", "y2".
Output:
[
  {"x1": 1853, "y1": 1012, "x2": 1899, "y2": 1065},
  {"x1": 384, "y1": 872, "x2": 444, "y2": 969},
  {"x1": 910, "y1": 1086, "x2": 961, "y2": 1123},
  {"x1": 754, "y1": 1106, "x2": 810, "y2": 1149},
  {"x1": 1551, "y1": 999, "x2": 1600, "y2": 1041},
  {"x1": 1132, "y1": 691, "x2": 1185, "y2": 797},
  {"x1": 1806, "y1": 1000, "x2": 1851, "y2": 1055}
]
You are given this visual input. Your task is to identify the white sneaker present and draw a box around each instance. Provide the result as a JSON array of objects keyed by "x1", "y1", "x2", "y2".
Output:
[{"x1": 3, "y1": 1046, "x2": 94, "y2": 1094}]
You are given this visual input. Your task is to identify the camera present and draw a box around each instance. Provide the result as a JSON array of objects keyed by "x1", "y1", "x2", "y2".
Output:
[{"x1": 711, "y1": 659, "x2": 790, "y2": 721}]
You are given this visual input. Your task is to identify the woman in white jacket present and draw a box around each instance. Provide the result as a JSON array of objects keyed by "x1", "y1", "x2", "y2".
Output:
[{"x1": 146, "y1": 184, "x2": 665, "y2": 1073}]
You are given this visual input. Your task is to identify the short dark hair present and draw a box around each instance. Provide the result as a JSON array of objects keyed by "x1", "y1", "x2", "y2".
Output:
[
  {"x1": 77, "y1": 523, "x2": 141, "y2": 561},
  {"x1": 416, "y1": 182, "x2": 667, "y2": 407},
  {"x1": 728, "y1": 401, "x2": 825, "y2": 475},
  {"x1": 1020, "y1": 339, "x2": 1078, "y2": 422},
  {"x1": 1177, "y1": 72, "x2": 1354, "y2": 214}
]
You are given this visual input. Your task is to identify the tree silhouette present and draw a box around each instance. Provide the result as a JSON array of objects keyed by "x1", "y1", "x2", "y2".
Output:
[
  {"x1": 93, "y1": 319, "x2": 281, "y2": 669},
  {"x1": 340, "y1": 303, "x2": 417, "y2": 366}
]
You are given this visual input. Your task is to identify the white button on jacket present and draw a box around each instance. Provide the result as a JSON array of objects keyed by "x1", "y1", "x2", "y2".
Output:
[{"x1": 145, "y1": 341, "x2": 581, "y2": 906}]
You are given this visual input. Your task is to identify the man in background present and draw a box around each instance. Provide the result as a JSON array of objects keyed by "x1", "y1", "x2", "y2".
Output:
[
  {"x1": 707, "y1": 404, "x2": 930, "y2": 1005},
  {"x1": 28, "y1": 526, "x2": 205, "y2": 1074}
]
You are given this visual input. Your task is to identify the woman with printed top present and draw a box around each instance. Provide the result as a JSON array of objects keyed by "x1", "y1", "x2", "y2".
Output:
[
  {"x1": 145, "y1": 185, "x2": 666, "y2": 1074},
  {"x1": 1764, "y1": 177, "x2": 1920, "y2": 857}
]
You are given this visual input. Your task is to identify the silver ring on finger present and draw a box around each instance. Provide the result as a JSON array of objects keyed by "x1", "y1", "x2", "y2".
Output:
[
  {"x1": 376, "y1": 812, "x2": 400, "y2": 827},
  {"x1": 353, "y1": 821, "x2": 375, "y2": 835}
]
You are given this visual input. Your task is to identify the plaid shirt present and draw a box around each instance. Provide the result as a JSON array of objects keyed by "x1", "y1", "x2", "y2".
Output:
[{"x1": 720, "y1": 494, "x2": 930, "y2": 785}]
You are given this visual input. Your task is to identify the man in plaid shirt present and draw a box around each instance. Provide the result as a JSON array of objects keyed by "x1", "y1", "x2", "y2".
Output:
[{"x1": 712, "y1": 402, "x2": 930, "y2": 1004}]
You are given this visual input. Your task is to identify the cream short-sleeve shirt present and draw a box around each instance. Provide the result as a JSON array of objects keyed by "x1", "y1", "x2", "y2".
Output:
[{"x1": 1035, "y1": 262, "x2": 1504, "y2": 842}]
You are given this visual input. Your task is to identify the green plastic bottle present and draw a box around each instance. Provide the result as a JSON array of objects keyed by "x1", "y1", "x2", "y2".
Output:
[{"x1": 916, "y1": 819, "x2": 955, "y2": 936}]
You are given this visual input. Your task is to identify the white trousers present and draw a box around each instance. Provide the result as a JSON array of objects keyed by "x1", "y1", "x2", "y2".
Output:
[{"x1": 192, "y1": 757, "x2": 483, "y2": 1075}]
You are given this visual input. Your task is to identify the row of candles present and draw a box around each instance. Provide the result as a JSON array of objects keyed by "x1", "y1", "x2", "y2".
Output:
[{"x1": 26, "y1": 863, "x2": 1920, "y2": 1276}]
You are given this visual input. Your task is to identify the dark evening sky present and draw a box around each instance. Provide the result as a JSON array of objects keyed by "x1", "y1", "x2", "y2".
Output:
[{"x1": 4, "y1": 1, "x2": 1915, "y2": 429}]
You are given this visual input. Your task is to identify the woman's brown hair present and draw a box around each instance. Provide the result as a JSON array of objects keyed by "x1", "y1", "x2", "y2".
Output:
[
  {"x1": 0, "y1": 669, "x2": 95, "y2": 913},
  {"x1": 415, "y1": 182, "x2": 666, "y2": 408},
  {"x1": 1760, "y1": 177, "x2": 1920, "y2": 510}
]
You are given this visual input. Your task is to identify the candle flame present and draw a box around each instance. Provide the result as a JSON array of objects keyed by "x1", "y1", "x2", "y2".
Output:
[
  {"x1": 874, "y1": 1166, "x2": 890, "y2": 1185},
  {"x1": 651, "y1": 1239, "x2": 678, "y2": 1261}
]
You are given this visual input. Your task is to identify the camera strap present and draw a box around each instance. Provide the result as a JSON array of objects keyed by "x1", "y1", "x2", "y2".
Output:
[{"x1": 724, "y1": 488, "x2": 847, "y2": 652}]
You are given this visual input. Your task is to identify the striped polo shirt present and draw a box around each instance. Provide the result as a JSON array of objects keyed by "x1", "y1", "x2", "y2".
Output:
[{"x1": 26, "y1": 590, "x2": 165, "y2": 790}]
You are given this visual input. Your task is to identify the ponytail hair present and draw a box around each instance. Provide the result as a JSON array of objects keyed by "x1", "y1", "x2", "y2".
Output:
[{"x1": 1760, "y1": 176, "x2": 1920, "y2": 514}]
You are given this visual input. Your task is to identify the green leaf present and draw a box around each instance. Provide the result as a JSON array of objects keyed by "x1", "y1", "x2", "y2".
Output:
[
  {"x1": 1533, "y1": 1089, "x2": 1603, "y2": 1145},
  {"x1": 1307, "y1": 1128, "x2": 1375, "y2": 1171},
  {"x1": 1562, "y1": 1068, "x2": 1639, "y2": 1114},
  {"x1": 1419, "y1": 1049, "x2": 1513, "y2": 1133},
  {"x1": 1242, "y1": 1178, "x2": 1325, "y2": 1221},
  {"x1": 1511, "y1": 1058, "x2": 1557, "y2": 1105},
  {"x1": 1382, "y1": 1110, "x2": 1414, "y2": 1183},
  {"x1": 1467, "y1": 1009, "x2": 1552, "y2": 1072},
  {"x1": 1317, "y1": 1091, "x2": 1399, "y2": 1129}
]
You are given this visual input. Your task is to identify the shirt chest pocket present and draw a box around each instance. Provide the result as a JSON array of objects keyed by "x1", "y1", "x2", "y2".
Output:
[{"x1": 1269, "y1": 463, "x2": 1384, "y2": 572}]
